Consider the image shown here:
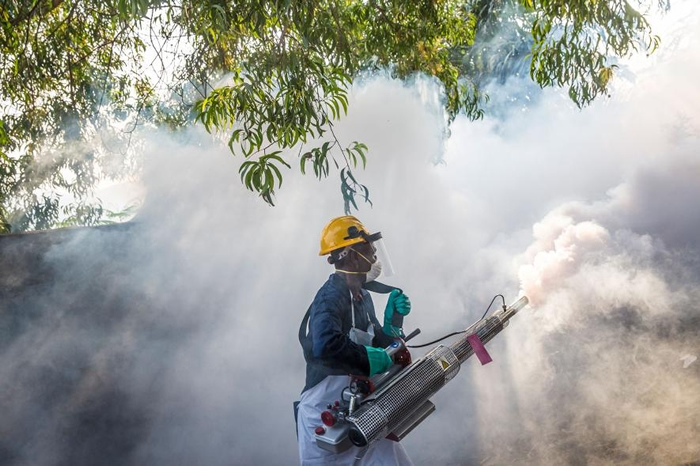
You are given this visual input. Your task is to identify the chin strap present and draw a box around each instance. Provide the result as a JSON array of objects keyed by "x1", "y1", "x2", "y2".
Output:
[{"x1": 335, "y1": 269, "x2": 364, "y2": 275}]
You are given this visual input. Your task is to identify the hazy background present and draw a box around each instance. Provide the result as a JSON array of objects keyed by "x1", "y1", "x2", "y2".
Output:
[{"x1": 1, "y1": 1, "x2": 699, "y2": 465}]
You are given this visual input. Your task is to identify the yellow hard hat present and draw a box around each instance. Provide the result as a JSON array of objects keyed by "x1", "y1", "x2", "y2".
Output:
[{"x1": 319, "y1": 216, "x2": 382, "y2": 256}]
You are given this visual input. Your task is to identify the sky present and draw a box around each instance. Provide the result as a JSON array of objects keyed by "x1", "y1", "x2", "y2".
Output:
[{"x1": 1, "y1": 1, "x2": 700, "y2": 465}]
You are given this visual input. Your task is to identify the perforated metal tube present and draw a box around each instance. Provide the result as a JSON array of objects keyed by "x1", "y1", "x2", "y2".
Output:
[{"x1": 346, "y1": 345, "x2": 459, "y2": 445}]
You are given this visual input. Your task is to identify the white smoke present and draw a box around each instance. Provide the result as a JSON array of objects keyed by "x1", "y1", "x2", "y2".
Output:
[
  {"x1": 501, "y1": 205, "x2": 700, "y2": 464},
  {"x1": 2, "y1": 1, "x2": 700, "y2": 465}
]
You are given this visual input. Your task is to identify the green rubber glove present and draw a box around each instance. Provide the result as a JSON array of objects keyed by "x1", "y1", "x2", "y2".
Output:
[
  {"x1": 364, "y1": 346, "x2": 393, "y2": 376},
  {"x1": 383, "y1": 290, "x2": 412, "y2": 337}
]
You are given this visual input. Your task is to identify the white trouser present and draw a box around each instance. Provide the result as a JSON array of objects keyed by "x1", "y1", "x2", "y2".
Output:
[{"x1": 297, "y1": 375, "x2": 414, "y2": 466}]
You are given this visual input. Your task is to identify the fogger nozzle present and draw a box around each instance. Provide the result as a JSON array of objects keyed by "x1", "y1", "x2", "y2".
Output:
[{"x1": 509, "y1": 295, "x2": 529, "y2": 314}]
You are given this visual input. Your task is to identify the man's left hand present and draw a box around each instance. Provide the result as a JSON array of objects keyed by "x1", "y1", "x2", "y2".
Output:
[{"x1": 383, "y1": 290, "x2": 411, "y2": 336}]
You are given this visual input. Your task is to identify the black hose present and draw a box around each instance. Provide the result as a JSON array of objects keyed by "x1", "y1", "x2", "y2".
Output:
[{"x1": 407, "y1": 294, "x2": 507, "y2": 349}]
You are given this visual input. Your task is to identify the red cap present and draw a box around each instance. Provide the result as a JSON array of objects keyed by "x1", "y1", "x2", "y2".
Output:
[
  {"x1": 321, "y1": 410, "x2": 336, "y2": 427},
  {"x1": 315, "y1": 426, "x2": 326, "y2": 435}
]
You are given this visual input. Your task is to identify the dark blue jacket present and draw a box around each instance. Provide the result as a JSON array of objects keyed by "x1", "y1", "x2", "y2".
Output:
[{"x1": 300, "y1": 273, "x2": 394, "y2": 392}]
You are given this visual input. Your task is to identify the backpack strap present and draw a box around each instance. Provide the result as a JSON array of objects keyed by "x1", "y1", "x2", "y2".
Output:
[
  {"x1": 362, "y1": 280, "x2": 406, "y2": 335},
  {"x1": 362, "y1": 280, "x2": 401, "y2": 295},
  {"x1": 298, "y1": 304, "x2": 313, "y2": 359}
]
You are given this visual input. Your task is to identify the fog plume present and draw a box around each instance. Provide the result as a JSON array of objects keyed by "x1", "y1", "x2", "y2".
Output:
[{"x1": 2, "y1": 2, "x2": 700, "y2": 465}]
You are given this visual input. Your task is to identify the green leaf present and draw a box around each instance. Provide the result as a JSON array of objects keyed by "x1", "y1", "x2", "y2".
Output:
[
  {"x1": 265, "y1": 153, "x2": 291, "y2": 169},
  {"x1": 269, "y1": 162, "x2": 284, "y2": 188}
]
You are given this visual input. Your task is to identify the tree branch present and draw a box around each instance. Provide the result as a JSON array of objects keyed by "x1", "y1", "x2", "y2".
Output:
[{"x1": 9, "y1": 0, "x2": 65, "y2": 27}]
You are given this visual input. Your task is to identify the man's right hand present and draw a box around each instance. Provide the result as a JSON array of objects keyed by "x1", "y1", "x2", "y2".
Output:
[{"x1": 364, "y1": 346, "x2": 393, "y2": 376}]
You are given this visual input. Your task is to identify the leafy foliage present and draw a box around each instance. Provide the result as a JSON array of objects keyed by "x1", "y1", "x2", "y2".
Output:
[
  {"x1": 190, "y1": 0, "x2": 478, "y2": 211},
  {"x1": 524, "y1": 0, "x2": 665, "y2": 107},
  {"x1": 0, "y1": 0, "x2": 152, "y2": 232},
  {"x1": 0, "y1": 0, "x2": 664, "y2": 232}
]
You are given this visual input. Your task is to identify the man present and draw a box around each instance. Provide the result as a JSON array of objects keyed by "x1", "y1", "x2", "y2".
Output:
[{"x1": 297, "y1": 216, "x2": 414, "y2": 465}]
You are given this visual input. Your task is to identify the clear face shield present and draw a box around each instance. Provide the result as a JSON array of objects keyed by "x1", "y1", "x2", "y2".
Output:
[
  {"x1": 340, "y1": 226, "x2": 396, "y2": 282},
  {"x1": 372, "y1": 238, "x2": 394, "y2": 278}
]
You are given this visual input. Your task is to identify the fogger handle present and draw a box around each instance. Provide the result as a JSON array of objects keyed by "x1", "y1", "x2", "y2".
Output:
[
  {"x1": 404, "y1": 328, "x2": 421, "y2": 342},
  {"x1": 391, "y1": 311, "x2": 404, "y2": 329},
  {"x1": 389, "y1": 288, "x2": 406, "y2": 329}
]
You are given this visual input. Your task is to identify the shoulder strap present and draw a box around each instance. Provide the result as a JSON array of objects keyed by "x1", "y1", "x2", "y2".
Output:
[
  {"x1": 363, "y1": 280, "x2": 406, "y2": 335},
  {"x1": 362, "y1": 280, "x2": 402, "y2": 295},
  {"x1": 298, "y1": 304, "x2": 313, "y2": 356},
  {"x1": 350, "y1": 291, "x2": 356, "y2": 329}
]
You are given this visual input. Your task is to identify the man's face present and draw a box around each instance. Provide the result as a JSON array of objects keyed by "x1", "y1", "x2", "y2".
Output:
[{"x1": 351, "y1": 241, "x2": 377, "y2": 273}]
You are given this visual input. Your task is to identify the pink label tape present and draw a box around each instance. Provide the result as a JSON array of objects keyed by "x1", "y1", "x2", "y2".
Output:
[{"x1": 467, "y1": 333, "x2": 493, "y2": 365}]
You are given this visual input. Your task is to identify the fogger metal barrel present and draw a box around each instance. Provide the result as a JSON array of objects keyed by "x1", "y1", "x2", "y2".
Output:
[{"x1": 345, "y1": 296, "x2": 529, "y2": 447}]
